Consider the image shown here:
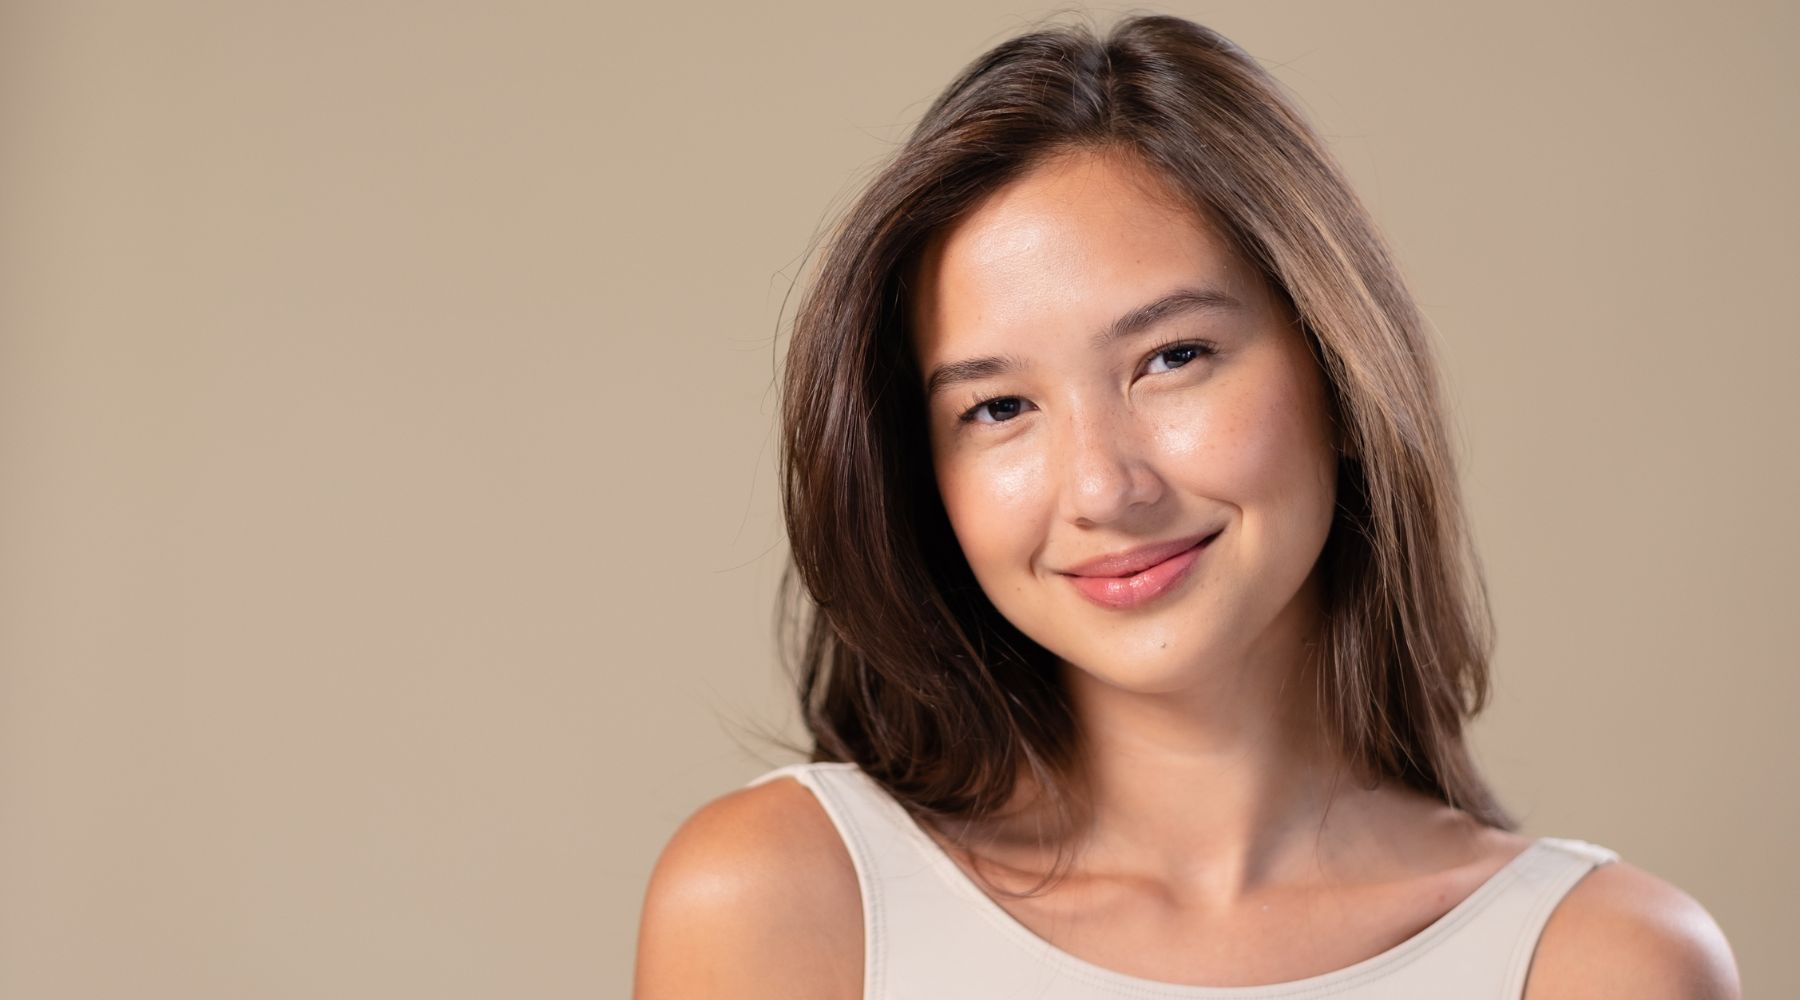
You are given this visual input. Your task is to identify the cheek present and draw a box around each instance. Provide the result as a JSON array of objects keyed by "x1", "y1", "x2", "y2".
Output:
[
  {"x1": 934, "y1": 445, "x2": 1047, "y2": 573},
  {"x1": 1150, "y1": 363, "x2": 1335, "y2": 510}
]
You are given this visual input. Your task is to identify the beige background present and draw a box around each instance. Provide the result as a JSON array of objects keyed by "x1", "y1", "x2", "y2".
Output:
[{"x1": 1, "y1": 1, "x2": 1793, "y2": 997}]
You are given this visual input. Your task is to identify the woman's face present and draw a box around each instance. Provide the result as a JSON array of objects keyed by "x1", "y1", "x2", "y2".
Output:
[{"x1": 908, "y1": 148, "x2": 1339, "y2": 695}]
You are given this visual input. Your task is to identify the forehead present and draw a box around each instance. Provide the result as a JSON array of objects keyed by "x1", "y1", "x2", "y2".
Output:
[{"x1": 908, "y1": 149, "x2": 1257, "y2": 355}]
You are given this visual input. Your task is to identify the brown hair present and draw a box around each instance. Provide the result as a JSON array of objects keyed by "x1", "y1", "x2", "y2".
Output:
[{"x1": 767, "y1": 12, "x2": 1515, "y2": 892}]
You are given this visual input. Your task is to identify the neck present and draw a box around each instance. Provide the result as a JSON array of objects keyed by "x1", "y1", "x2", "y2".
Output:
[{"x1": 1044, "y1": 579, "x2": 1390, "y2": 905}]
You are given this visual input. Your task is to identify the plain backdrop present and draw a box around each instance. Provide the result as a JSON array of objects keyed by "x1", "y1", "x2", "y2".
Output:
[{"x1": 1, "y1": 1, "x2": 1794, "y2": 997}]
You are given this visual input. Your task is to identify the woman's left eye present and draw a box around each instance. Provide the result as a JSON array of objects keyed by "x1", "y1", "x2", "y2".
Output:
[{"x1": 1144, "y1": 340, "x2": 1217, "y2": 375}]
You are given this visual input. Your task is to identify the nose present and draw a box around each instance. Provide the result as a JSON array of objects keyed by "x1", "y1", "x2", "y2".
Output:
[{"x1": 1056, "y1": 406, "x2": 1164, "y2": 527}]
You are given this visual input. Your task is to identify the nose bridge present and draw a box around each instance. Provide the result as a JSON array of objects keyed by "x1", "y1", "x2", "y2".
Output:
[{"x1": 1057, "y1": 396, "x2": 1156, "y2": 524}]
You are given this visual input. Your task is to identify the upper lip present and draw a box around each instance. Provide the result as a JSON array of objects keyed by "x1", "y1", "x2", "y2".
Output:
[{"x1": 1058, "y1": 529, "x2": 1221, "y2": 578}]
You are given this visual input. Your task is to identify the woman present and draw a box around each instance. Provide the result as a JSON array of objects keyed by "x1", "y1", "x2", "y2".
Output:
[{"x1": 634, "y1": 14, "x2": 1739, "y2": 999}]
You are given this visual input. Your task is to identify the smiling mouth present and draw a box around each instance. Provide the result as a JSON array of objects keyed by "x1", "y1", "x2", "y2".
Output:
[
  {"x1": 1059, "y1": 528, "x2": 1224, "y2": 579},
  {"x1": 1060, "y1": 529, "x2": 1220, "y2": 610}
]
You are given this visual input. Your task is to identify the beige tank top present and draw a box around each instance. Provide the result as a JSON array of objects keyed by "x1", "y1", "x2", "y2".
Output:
[{"x1": 746, "y1": 761, "x2": 1618, "y2": 1000}]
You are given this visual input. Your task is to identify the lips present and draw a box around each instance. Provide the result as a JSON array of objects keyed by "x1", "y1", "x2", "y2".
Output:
[
  {"x1": 1058, "y1": 529, "x2": 1220, "y2": 611},
  {"x1": 1059, "y1": 529, "x2": 1222, "y2": 578}
]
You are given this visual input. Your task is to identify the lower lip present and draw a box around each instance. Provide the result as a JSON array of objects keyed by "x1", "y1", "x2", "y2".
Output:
[{"x1": 1063, "y1": 533, "x2": 1217, "y2": 610}]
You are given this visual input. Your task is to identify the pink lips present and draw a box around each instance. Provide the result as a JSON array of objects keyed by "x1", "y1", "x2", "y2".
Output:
[{"x1": 1060, "y1": 530, "x2": 1219, "y2": 610}]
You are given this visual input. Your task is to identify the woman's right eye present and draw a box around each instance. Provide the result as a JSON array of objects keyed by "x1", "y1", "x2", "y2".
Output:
[{"x1": 960, "y1": 396, "x2": 1032, "y2": 425}]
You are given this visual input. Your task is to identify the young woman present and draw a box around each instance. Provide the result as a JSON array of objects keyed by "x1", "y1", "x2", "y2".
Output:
[{"x1": 634, "y1": 14, "x2": 1739, "y2": 1000}]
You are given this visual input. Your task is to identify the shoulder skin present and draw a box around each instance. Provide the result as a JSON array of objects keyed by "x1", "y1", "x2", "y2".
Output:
[
  {"x1": 1523, "y1": 858, "x2": 1741, "y2": 1000},
  {"x1": 632, "y1": 775, "x2": 864, "y2": 1000}
]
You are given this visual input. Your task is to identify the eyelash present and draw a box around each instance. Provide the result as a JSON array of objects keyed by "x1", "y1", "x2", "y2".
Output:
[{"x1": 955, "y1": 337, "x2": 1220, "y2": 427}]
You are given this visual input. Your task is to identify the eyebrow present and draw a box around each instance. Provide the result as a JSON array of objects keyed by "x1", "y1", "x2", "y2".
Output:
[{"x1": 922, "y1": 286, "x2": 1242, "y2": 399}]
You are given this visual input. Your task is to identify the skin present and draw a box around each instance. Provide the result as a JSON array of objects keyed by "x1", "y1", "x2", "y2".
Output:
[{"x1": 632, "y1": 147, "x2": 1742, "y2": 999}]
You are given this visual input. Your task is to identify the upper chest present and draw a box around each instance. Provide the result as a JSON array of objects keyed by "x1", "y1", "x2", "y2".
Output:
[{"x1": 930, "y1": 836, "x2": 1534, "y2": 989}]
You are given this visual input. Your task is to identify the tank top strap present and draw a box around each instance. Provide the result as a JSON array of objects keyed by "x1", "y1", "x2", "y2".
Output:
[
  {"x1": 1357, "y1": 834, "x2": 1619, "y2": 999},
  {"x1": 1495, "y1": 837, "x2": 1621, "y2": 997},
  {"x1": 744, "y1": 760, "x2": 1055, "y2": 999}
]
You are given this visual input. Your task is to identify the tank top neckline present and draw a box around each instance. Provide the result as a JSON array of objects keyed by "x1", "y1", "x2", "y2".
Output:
[{"x1": 821, "y1": 761, "x2": 1551, "y2": 998}]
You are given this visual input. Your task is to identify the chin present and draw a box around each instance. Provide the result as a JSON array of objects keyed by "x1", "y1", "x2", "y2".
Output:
[{"x1": 1055, "y1": 641, "x2": 1217, "y2": 696}]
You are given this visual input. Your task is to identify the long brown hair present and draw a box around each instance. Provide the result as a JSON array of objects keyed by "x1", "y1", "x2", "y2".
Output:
[{"x1": 767, "y1": 12, "x2": 1514, "y2": 892}]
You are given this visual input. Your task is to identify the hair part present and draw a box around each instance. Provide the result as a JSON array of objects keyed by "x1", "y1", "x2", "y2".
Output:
[{"x1": 766, "y1": 12, "x2": 1514, "y2": 898}]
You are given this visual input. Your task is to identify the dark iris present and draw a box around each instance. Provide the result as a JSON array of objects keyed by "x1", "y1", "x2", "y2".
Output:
[
  {"x1": 1161, "y1": 345, "x2": 1201, "y2": 367},
  {"x1": 978, "y1": 398, "x2": 1023, "y2": 422}
]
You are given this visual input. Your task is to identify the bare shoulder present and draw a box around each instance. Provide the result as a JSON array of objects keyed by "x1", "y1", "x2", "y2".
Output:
[
  {"x1": 1523, "y1": 856, "x2": 1741, "y2": 1000},
  {"x1": 632, "y1": 773, "x2": 863, "y2": 1000}
]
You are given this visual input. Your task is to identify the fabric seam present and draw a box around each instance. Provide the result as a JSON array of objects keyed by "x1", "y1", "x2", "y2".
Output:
[{"x1": 1499, "y1": 851, "x2": 1611, "y2": 999}]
